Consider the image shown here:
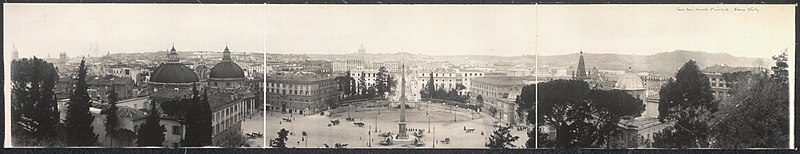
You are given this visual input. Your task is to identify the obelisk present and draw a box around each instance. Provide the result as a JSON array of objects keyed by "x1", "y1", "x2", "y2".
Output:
[{"x1": 397, "y1": 63, "x2": 408, "y2": 139}]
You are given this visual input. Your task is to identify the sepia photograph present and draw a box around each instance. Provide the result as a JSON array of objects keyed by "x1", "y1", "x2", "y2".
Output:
[
  {"x1": 2, "y1": 3, "x2": 795, "y2": 151},
  {"x1": 264, "y1": 4, "x2": 794, "y2": 149},
  {"x1": 4, "y1": 4, "x2": 266, "y2": 148}
]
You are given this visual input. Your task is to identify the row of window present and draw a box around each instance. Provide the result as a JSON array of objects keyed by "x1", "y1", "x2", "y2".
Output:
[
  {"x1": 266, "y1": 87, "x2": 335, "y2": 96},
  {"x1": 266, "y1": 94, "x2": 336, "y2": 103},
  {"x1": 266, "y1": 81, "x2": 336, "y2": 89}
]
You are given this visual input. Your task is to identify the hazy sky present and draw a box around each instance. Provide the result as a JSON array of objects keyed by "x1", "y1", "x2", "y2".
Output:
[
  {"x1": 4, "y1": 5, "x2": 794, "y2": 58},
  {"x1": 267, "y1": 5, "x2": 794, "y2": 58},
  {"x1": 4, "y1": 4, "x2": 266, "y2": 58}
]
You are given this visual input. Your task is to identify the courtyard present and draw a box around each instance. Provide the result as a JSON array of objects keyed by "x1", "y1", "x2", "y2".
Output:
[{"x1": 265, "y1": 101, "x2": 530, "y2": 148}]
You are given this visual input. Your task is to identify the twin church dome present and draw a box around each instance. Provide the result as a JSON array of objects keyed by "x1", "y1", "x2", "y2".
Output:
[{"x1": 149, "y1": 46, "x2": 244, "y2": 84}]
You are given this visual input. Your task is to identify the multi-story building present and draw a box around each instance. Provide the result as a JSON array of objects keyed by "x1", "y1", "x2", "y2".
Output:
[
  {"x1": 701, "y1": 64, "x2": 766, "y2": 102},
  {"x1": 300, "y1": 60, "x2": 333, "y2": 74},
  {"x1": 418, "y1": 71, "x2": 464, "y2": 92},
  {"x1": 266, "y1": 74, "x2": 339, "y2": 114},
  {"x1": 87, "y1": 75, "x2": 136, "y2": 102},
  {"x1": 469, "y1": 76, "x2": 533, "y2": 125}
]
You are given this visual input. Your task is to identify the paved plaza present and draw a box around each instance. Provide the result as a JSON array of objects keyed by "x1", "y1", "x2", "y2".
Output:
[
  {"x1": 242, "y1": 114, "x2": 265, "y2": 147},
  {"x1": 265, "y1": 102, "x2": 530, "y2": 148}
]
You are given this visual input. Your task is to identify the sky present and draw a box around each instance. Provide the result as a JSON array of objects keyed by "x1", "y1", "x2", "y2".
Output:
[
  {"x1": 267, "y1": 5, "x2": 794, "y2": 58},
  {"x1": 4, "y1": 5, "x2": 794, "y2": 58},
  {"x1": 4, "y1": 4, "x2": 266, "y2": 58}
]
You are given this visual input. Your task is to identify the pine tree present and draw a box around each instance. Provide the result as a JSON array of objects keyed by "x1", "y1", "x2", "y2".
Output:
[
  {"x1": 101, "y1": 85, "x2": 120, "y2": 147},
  {"x1": 486, "y1": 126, "x2": 519, "y2": 149},
  {"x1": 64, "y1": 59, "x2": 99, "y2": 146},
  {"x1": 10, "y1": 57, "x2": 61, "y2": 145},
  {"x1": 654, "y1": 60, "x2": 717, "y2": 148},
  {"x1": 137, "y1": 99, "x2": 165, "y2": 146}
]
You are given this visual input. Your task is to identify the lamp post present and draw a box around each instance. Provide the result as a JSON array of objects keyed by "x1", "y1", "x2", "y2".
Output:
[
  {"x1": 427, "y1": 116, "x2": 431, "y2": 133},
  {"x1": 432, "y1": 126, "x2": 436, "y2": 148},
  {"x1": 375, "y1": 111, "x2": 378, "y2": 132},
  {"x1": 454, "y1": 105, "x2": 458, "y2": 122}
]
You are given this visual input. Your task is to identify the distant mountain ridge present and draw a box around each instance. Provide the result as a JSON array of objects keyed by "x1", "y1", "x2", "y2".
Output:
[{"x1": 538, "y1": 50, "x2": 768, "y2": 75}]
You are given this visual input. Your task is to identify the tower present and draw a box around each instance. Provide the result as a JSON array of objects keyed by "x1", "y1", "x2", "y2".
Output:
[
  {"x1": 222, "y1": 45, "x2": 232, "y2": 61},
  {"x1": 11, "y1": 44, "x2": 19, "y2": 60},
  {"x1": 575, "y1": 50, "x2": 589, "y2": 80},
  {"x1": 397, "y1": 62, "x2": 408, "y2": 139},
  {"x1": 167, "y1": 45, "x2": 179, "y2": 63}
]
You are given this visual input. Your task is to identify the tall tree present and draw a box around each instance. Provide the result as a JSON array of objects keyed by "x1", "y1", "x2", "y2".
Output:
[
  {"x1": 518, "y1": 80, "x2": 643, "y2": 148},
  {"x1": 197, "y1": 89, "x2": 213, "y2": 146},
  {"x1": 182, "y1": 85, "x2": 204, "y2": 147},
  {"x1": 358, "y1": 71, "x2": 367, "y2": 96},
  {"x1": 476, "y1": 95, "x2": 484, "y2": 111},
  {"x1": 101, "y1": 85, "x2": 120, "y2": 147},
  {"x1": 375, "y1": 66, "x2": 389, "y2": 97},
  {"x1": 770, "y1": 51, "x2": 788, "y2": 83},
  {"x1": 10, "y1": 57, "x2": 61, "y2": 145},
  {"x1": 654, "y1": 60, "x2": 717, "y2": 148},
  {"x1": 486, "y1": 126, "x2": 520, "y2": 149},
  {"x1": 335, "y1": 70, "x2": 354, "y2": 101},
  {"x1": 711, "y1": 53, "x2": 789, "y2": 148},
  {"x1": 137, "y1": 100, "x2": 166, "y2": 146},
  {"x1": 64, "y1": 59, "x2": 99, "y2": 146},
  {"x1": 427, "y1": 72, "x2": 435, "y2": 99}
]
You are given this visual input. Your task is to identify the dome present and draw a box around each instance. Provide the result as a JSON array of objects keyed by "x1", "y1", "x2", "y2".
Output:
[
  {"x1": 150, "y1": 63, "x2": 199, "y2": 83},
  {"x1": 614, "y1": 73, "x2": 645, "y2": 91},
  {"x1": 209, "y1": 61, "x2": 245, "y2": 79}
]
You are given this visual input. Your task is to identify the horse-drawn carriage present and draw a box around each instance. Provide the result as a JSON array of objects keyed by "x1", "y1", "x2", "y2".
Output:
[
  {"x1": 345, "y1": 117, "x2": 355, "y2": 121},
  {"x1": 353, "y1": 121, "x2": 365, "y2": 127},
  {"x1": 439, "y1": 138, "x2": 451, "y2": 144},
  {"x1": 331, "y1": 119, "x2": 340, "y2": 125},
  {"x1": 465, "y1": 128, "x2": 476, "y2": 133},
  {"x1": 282, "y1": 118, "x2": 292, "y2": 122}
]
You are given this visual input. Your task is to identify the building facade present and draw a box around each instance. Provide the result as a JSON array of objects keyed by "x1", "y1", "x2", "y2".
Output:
[
  {"x1": 266, "y1": 74, "x2": 339, "y2": 114},
  {"x1": 469, "y1": 76, "x2": 532, "y2": 125}
]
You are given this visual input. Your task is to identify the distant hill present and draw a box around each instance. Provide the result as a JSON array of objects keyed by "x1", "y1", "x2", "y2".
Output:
[{"x1": 539, "y1": 50, "x2": 768, "y2": 75}]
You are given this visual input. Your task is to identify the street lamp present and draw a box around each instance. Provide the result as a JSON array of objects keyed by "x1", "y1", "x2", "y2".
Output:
[
  {"x1": 427, "y1": 116, "x2": 431, "y2": 133},
  {"x1": 454, "y1": 105, "x2": 458, "y2": 122},
  {"x1": 375, "y1": 111, "x2": 379, "y2": 132}
]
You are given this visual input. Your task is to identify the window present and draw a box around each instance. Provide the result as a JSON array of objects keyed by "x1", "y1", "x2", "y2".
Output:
[
  {"x1": 172, "y1": 125, "x2": 182, "y2": 135},
  {"x1": 226, "y1": 82, "x2": 231, "y2": 86}
]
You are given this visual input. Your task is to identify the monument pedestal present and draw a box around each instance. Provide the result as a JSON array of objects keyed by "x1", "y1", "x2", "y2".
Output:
[{"x1": 397, "y1": 122, "x2": 408, "y2": 139}]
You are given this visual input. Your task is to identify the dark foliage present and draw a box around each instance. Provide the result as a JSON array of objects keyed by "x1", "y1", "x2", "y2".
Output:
[
  {"x1": 64, "y1": 59, "x2": 99, "y2": 146},
  {"x1": 10, "y1": 57, "x2": 62, "y2": 146}
]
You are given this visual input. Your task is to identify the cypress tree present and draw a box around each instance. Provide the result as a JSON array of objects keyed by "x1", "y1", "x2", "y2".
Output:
[
  {"x1": 198, "y1": 89, "x2": 213, "y2": 145},
  {"x1": 64, "y1": 59, "x2": 99, "y2": 146},
  {"x1": 137, "y1": 99, "x2": 165, "y2": 146},
  {"x1": 101, "y1": 85, "x2": 120, "y2": 147},
  {"x1": 427, "y1": 72, "x2": 434, "y2": 98}
]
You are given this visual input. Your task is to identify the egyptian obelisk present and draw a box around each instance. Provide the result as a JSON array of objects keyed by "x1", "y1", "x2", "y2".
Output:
[{"x1": 397, "y1": 63, "x2": 408, "y2": 139}]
